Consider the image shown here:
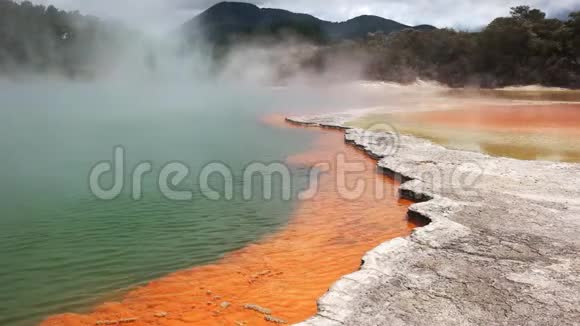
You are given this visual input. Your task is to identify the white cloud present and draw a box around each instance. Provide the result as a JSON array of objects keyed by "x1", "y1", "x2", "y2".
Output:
[{"x1": 29, "y1": 0, "x2": 580, "y2": 32}]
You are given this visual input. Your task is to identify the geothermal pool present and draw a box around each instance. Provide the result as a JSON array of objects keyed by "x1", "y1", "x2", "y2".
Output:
[
  {"x1": 0, "y1": 81, "x2": 422, "y2": 326},
  {"x1": 3, "y1": 81, "x2": 578, "y2": 326},
  {"x1": 43, "y1": 116, "x2": 422, "y2": 325}
]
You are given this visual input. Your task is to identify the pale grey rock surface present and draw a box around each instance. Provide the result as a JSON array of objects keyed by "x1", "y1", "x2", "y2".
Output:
[{"x1": 287, "y1": 114, "x2": 580, "y2": 326}]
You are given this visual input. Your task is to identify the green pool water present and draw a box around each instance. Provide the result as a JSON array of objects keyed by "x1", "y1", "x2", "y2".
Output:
[{"x1": 0, "y1": 80, "x2": 318, "y2": 326}]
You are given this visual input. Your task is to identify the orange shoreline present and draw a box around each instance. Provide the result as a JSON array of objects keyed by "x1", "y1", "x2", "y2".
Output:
[
  {"x1": 394, "y1": 103, "x2": 580, "y2": 135},
  {"x1": 42, "y1": 115, "x2": 420, "y2": 326}
]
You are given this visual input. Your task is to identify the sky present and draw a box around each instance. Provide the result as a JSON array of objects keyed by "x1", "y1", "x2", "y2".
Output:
[{"x1": 29, "y1": 0, "x2": 580, "y2": 33}]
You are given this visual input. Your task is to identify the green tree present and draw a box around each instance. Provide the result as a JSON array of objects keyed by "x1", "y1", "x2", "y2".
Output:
[
  {"x1": 510, "y1": 5, "x2": 546, "y2": 22},
  {"x1": 567, "y1": 12, "x2": 580, "y2": 64}
]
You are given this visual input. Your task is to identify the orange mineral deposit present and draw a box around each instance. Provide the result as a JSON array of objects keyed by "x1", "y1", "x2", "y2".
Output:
[{"x1": 42, "y1": 115, "x2": 420, "y2": 326}]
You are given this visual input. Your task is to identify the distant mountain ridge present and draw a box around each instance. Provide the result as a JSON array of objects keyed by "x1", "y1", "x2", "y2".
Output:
[{"x1": 182, "y1": 1, "x2": 436, "y2": 44}]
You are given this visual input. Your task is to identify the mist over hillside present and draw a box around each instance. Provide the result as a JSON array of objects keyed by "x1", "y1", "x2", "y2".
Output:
[
  {"x1": 0, "y1": 0, "x2": 132, "y2": 77},
  {"x1": 181, "y1": 3, "x2": 580, "y2": 88},
  {"x1": 0, "y1": 1, "x2": 578, "y2": 88}
]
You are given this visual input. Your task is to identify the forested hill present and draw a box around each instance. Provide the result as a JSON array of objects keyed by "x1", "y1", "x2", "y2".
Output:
[
  {"x1": 300, "y1": 6, "x2": 580, "y2": 88},
  {"x1": 0, "y1": 0, "x2": 130, "y2": 77},
  {"x1": 1, "y1": 1, "x2": 578, "y2": 88},
  {"x1": 182, "y1": 1, "x2": 436, "y2": 44}
]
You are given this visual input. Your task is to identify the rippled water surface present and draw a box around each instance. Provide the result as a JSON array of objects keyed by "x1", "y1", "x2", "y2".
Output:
[
  {"x1": 42, "y1": 117, "x2": 420, "y2": 326},
  {"x1": 6, "y1": 81, "x2": 577, "y2": 325},
  {"x1": 0, "y1": 81, "x2": 323, "y2": 326}
]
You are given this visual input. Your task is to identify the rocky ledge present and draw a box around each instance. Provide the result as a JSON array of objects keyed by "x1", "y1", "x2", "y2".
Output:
[{"x1": 287, "y1": 114, "x2": 580, "y2": 326}]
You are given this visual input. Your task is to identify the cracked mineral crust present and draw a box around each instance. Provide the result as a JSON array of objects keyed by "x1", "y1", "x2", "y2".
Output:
[{"x1": 287, "y1": 114, "x2": 580, "y2": 326}]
